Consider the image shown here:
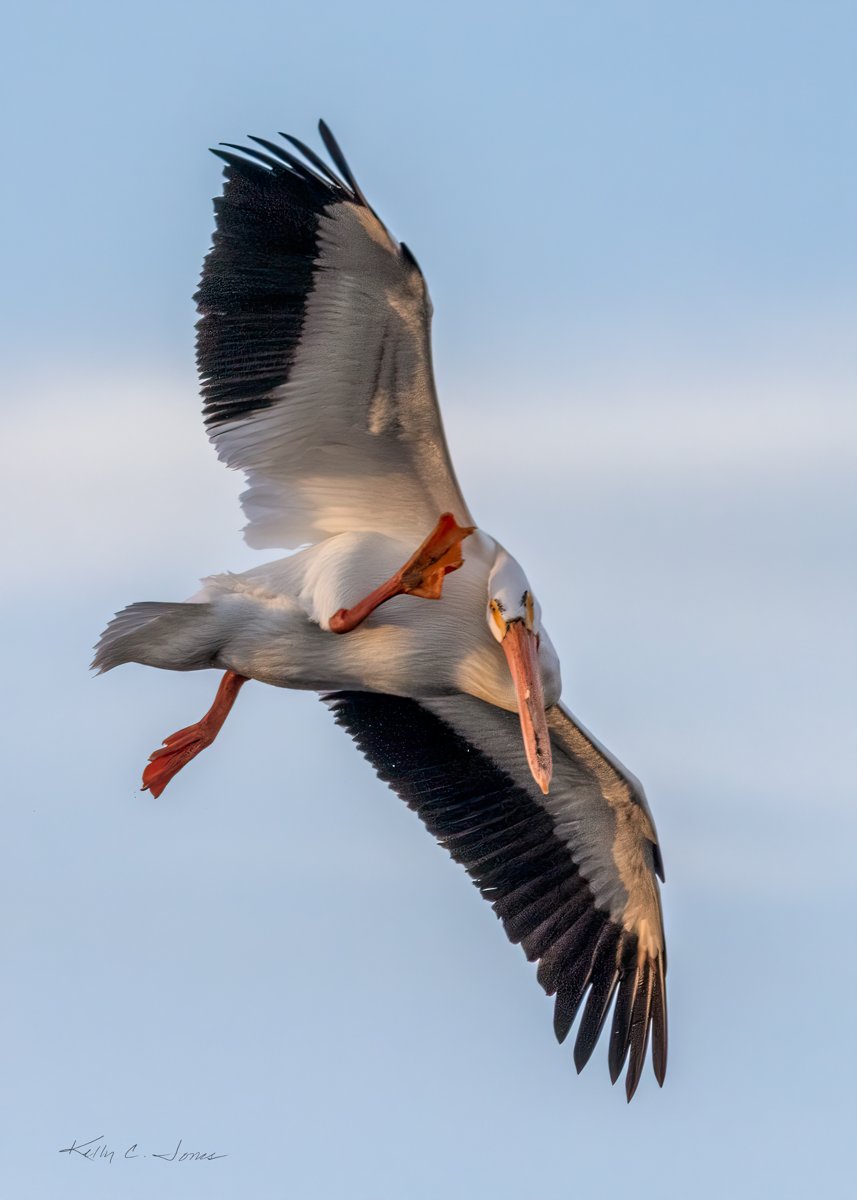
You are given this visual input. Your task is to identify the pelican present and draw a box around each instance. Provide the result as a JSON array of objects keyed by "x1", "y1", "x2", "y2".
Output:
[{"x1": 94, "y1": 122, "x2": 667, "y2": 1099}]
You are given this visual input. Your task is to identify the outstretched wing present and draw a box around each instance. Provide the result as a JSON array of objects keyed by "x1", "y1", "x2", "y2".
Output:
[
  {"x1": 326, "y1": 691, "x2": 668, "y2": 1100},
  {"x1": 195, "y1": 121, "x2": 472, "y2": 550}
]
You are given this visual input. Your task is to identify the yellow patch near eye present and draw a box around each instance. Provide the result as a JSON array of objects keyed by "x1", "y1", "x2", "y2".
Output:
[
  {"x1": 525, "y1": 592, "x2": 535, "y2": 631},
  {"x1": 490, "y1": 600, "x2": 507, "y2": 638}
]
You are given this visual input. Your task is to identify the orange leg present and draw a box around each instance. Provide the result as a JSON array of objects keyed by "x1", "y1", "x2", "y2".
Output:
[
  {"x1": 141, "y1": 671, "x2": 248, "y2": 798},
  {"x1": 329, "y1": 512, "x2": 475, "y2": 634}
]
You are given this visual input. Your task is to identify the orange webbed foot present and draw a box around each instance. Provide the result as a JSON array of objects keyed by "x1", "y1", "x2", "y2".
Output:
[
  {"x1": 329, "y1": 512, "x2": 475, "y2": 633},
  {"x1": 399, "y1": 512, "x2": 476, "y2": 599},
  {"x1": 140, "y1": 671, "x2": 247, "y2": 798},
  {"x1": 142, "y1": 723, "x2": 213, "y2": 798}
]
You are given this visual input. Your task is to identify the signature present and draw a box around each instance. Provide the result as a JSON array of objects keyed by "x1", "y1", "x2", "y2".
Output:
[{"x1": 59, "y1": 1135, "x2": 227, "y2": 1163}]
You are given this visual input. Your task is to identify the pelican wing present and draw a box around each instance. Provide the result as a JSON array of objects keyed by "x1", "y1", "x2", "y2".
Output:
[
  {"x1": 326, "y1": 691, "x2": 668, "y2": 1100},
  {"x1": 195, "y1": 123, "x2": 472, "y2": 550}
]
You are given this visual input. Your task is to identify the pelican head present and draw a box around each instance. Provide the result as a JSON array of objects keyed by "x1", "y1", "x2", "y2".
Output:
[{"x1": 487, "y1": 551, "x2": 559, "y2": 794}]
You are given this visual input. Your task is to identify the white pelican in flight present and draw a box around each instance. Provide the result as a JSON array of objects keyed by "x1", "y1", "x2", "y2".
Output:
[{"x1": 94, "y1": 121, "x2": 667, "y2": 1099}]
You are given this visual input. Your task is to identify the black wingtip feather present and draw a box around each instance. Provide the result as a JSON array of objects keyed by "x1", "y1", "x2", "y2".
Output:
[
  {"x1": 551, "y1": 918, "x2": 615, "y2": 1045},
  {"x1": 219, "y1": 142, "x2": 284, "y2": 172},
  {"x1": 246, "y1": 135, "x2": 327, "y2": 186},
  {"x1": 553, "y1": 972, "x2": 590, "y2": 1045},
  {"x1": 198, "y1": 133, "x2": 339, "y2": 428},
  {"x1": 573, "y1": 962, "x2": 620, "y2": 1073},
  {"x1": 208, "y1": 147, "x2": 270, "y2": 177},
  {"x1": 651, "y1": 956, "x2": 668, "y2": 1086},
  {"x1": 318, "y1": 119, "x2": 370, "y2": 207},
  {"x1": 280, "y1": 132, "x2": 346, "y2": 189},
  {"x1": 624, "y1": 960, "x2": 655, "y2": 1101},
  {"x1": 607, "y1": 953, "x2": 640, "y2": 1084}
]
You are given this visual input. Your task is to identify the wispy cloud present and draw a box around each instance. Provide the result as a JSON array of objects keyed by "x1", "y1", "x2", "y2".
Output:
[{"x1": 4, "y1": 353, "x2": 853, "y2": 599}]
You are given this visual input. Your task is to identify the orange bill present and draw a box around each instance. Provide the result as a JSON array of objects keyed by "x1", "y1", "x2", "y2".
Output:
[{"x1": 500, "y1": 621, "x2": 553, "y2": 794}]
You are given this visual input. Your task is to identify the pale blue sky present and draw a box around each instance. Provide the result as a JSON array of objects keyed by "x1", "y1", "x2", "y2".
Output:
[{"x1": 2, "y1": 2, "x2": 856, "y2": 1198}]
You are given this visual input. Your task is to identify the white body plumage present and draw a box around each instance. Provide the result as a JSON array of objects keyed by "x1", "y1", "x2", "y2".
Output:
[{"x1": 100, "y1": 530, "x2": 561, "y2": 711}]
